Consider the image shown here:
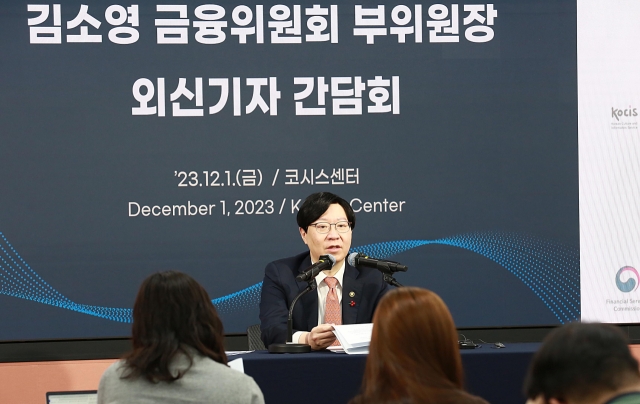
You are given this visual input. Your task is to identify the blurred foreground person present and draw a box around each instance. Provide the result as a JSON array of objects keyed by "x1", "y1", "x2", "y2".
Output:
[
  {"x1": 524, "y1": 322, "x2": 640, "y2": 404},
  {"x1": 350, "y1": 287, "x2": 488, "y2": 404},
  {"x1": 98, "y1": 271, "x2": 264, "y2": 404}
]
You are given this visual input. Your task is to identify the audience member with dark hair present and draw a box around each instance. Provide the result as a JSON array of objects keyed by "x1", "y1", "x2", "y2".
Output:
[
  {"x1": 97, "y1": 271, "x2": 264, "y2": 404},
  {"x1": 350, "y1": 287, "x2": 488, "y2": 404},
  {"x1": 524, "y1": 322, "x2": 640, "y2": 404},
  {"x1": 259, "y1": 191, "x2": 390, "y2": 349}
]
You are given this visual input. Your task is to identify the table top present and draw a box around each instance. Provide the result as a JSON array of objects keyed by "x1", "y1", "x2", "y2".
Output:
[
  {"x1": 234, "y1": 342, "x2": 540, "y2": 404},
  {"x1": 235, "y1": 341, "x2": 541, "y2": 359}
]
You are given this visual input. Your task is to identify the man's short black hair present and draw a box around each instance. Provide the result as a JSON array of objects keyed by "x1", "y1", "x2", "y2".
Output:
[
  {"x1": 524, "y1": 322, "x2": 640, "y2": 402},
  {"x1": 296, "y1": 192, "x2": 356, "y2": 232}
]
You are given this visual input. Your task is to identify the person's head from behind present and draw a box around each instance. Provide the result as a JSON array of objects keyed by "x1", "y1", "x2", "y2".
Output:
[
  {"x1": 359, "y1": 287, "x2": 464, "y2": 402},
  {"x1": 297, "y1": 192, "x2": 355, "y2": 267},
  {"x1": 124, "y1": 271, "x2": 227, "y2": 382},
  {"x1": 524, "y1": 322, "x2": 640, "y2": 404}
]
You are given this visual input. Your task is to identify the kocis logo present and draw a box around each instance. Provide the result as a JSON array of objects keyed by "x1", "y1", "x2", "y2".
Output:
[
  {"x1": 611, "y1": 106, "x2": 638, "y2": 121},
  {"x1": 616, "y1": 266, "x2": 639, "y2": 293}
]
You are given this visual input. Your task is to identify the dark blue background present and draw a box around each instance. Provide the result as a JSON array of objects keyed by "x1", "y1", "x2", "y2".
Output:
[{"x1": 0, "y1": 0, "x2": 577, "y2": 340}]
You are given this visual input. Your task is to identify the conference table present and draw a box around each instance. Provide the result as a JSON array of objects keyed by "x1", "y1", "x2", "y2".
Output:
[{"x1": 236, "y1": 342, "x2": 540, "y2": 404}]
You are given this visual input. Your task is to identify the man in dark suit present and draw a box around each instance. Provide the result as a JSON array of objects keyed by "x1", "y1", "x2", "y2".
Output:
[{"x1": 259, "y1": 192, "x2": 390, "y2": 349}]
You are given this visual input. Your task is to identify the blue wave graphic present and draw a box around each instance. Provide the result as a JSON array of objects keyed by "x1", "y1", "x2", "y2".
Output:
[
  {"x1": 0, "y1": 231, "x2": 579, "y2": 324},
  {"x1": 0, "y1": 233, "x2": 132, "y2": 323}
]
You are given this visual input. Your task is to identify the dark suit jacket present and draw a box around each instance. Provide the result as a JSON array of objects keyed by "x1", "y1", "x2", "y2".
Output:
[{"x1": 259, "y1": 251, "x2": 390, "y2": 347}]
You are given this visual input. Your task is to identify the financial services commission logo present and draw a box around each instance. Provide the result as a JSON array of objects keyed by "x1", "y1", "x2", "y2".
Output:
[
  {"x1": 611, "y1": 106, "x2": 638, "y2": 130},
  {"x1": 616, "y1": 266, "x2": 640, "y2": 293}
]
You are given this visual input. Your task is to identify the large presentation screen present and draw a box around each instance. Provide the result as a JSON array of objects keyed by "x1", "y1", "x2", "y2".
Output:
[{"x1": 0, "y1": 0, "x2": 578, "y2": 341}]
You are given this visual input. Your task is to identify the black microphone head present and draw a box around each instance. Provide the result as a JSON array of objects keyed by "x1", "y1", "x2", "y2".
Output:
[
  {"x1": 320, "y1": 254, "x2": 337, "y2": 266},
  {"x1": 394, "y1": 263, "x2": 409, "y2": 272},
  {"x1": 347, "y1": 252, "x2": 360, "y2": 267}
]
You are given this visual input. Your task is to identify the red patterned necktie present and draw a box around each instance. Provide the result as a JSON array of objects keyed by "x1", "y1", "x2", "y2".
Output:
[{"x1": 324, "y1": 276, "x2": 342, "y2": 346}]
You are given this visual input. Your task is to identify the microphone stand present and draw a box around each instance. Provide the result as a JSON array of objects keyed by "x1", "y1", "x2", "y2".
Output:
[
  {"x1": 383, "y1": 273, "x2": 403, "y2": 287},
  {"x1": 268, "y1": 279, "x2": 316, "y2": 354},
  {"x1": 378, "y1": 262, "x2": 404, "y2": 287}
]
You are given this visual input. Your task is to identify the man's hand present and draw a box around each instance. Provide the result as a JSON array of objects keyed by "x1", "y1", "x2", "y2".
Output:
[{"x1": 304, "y1": 324, "x2": 337, "y2": 350}]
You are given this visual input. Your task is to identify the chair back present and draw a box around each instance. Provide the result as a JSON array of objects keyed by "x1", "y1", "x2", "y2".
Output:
[{"x1": 247, "y1": 324, "x2": 266, "y2": 350}]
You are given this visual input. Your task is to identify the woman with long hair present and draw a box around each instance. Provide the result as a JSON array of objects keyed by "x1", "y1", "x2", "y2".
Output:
[
  {"x1": 97, "y1": 271, "x2": 264, "y2": 404},
  {"x1": 350, "y1": 287, "x2": 488, "y2": 404}
]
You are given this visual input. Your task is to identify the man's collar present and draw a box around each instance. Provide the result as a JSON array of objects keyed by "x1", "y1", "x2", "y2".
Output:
[{"x1": 315, "y1": 261, "x2": 345, "y2": 286}]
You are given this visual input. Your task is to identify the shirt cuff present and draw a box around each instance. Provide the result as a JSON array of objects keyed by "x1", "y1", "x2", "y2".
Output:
[{"x1": 292, "y1": 331, "x2": 306, "y2": 344}]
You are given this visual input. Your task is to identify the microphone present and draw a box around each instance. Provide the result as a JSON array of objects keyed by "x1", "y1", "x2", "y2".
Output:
[
  {"x1": 269, "y1": 254, "x2": 336, "y2": 354},
  {"x1": 347, "y1": 252, "x2": 408, "y2": 273},
  {"x1": 295, "y1": 254, "x2": 336, "y2": 282}
]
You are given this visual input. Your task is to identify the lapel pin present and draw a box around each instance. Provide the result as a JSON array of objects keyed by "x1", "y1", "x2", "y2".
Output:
[
  {"x1": 350, "y1": 300, "x2": 356, "y2": 307},
  {"x1": 349, "y1": 291, "x2": 355, "y2": 297}
]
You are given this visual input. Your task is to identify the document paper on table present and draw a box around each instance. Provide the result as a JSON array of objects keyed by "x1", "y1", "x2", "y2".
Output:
[{"x1": 332, "y1": 323, "x2": 373, "y2": 354}]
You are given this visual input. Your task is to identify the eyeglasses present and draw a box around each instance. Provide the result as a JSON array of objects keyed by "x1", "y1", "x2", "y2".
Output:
[{"x1": 308, "y1": 221, "x2": 352, "y2": 234}]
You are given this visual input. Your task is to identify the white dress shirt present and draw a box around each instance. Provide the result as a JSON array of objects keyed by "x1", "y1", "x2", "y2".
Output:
[{"x1": 292, "y1": 261, "x2": 345, "y2": 344}]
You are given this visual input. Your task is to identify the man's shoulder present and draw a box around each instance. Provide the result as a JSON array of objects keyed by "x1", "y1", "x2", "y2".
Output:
[
  {"x1": 346, "y1": 263, "x2": 383, "y2": 280},
  {"x1": 269, "y1": 251, "x2": 310, "y2": 270}
]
